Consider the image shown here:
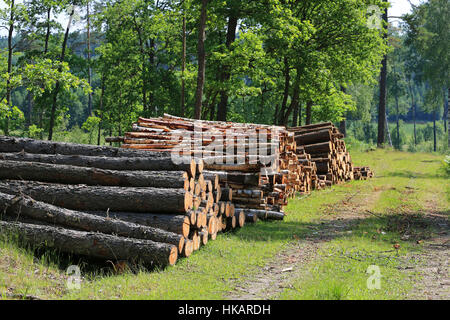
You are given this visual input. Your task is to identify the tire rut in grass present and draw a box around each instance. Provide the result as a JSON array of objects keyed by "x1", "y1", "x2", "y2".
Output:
[{"x1": 226, "y1": 185, "x2": 382, "y2": 300}]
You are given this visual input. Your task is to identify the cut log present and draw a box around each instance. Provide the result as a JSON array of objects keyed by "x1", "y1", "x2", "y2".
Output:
[
  {"x1": 0, "y1": 152, "x2": 197, "y2": 177},
  {"x1": 88, "y1": 211, "x2": 190, "y2": 238},
  {"x1": 0, "y1": 160, "x2": 190, "y2": 189},
  {"x1": 0, "y1": 181, "x2": 193, "y2": 213},
  {"x1": 294, "y1": 129, "x2": 332, "y2": 145},
  {"x1": 203, "y1": 170, "x2": 260, "y2": 186},
  {"x1": 303, "y1": 141, "x2": 333, "y2": 154},
  {"x1": 244, "y1": 212, "x2": 258, "y2": 223},
  {"x1": 0, "y1": 135, "x2": 172, "y2": 158},
  {"x1": 0, "y1": 220, "x2": 177, "y2": 266},
  {"x1": 0, "y1": 192, "x2": 185, "y2": 254},
  {"x1": 234, "y1": 210, "x2": 245, "y2": 228}
]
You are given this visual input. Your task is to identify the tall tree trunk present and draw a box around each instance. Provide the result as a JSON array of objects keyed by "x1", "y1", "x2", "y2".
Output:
[
  {"x1": 385, "y1": 111, "x2": 393, "y2": 147},
  {"x1": 26, "y1": 92, "x2": 33, "y2": 129},
  {"x1": 377, "y1": 7, "x2": 388, "y2": 147},
  {"x1": 305, "y1": 100, "x2": 312, "y2": 125},
  {"x1": 395, "y1": 93, "x2": 400, "y2": 150},
  {"x1": 86, "y1": 1, "x2": 92, "y2": 116},
  {"x1": 36, "y1": 6, "x2": 51, "y2": 136},
  {"x1": 278, "y1": 56, "x2": 290, "y2": 125},
  {"x1": 408, "y1": 80, "x2": 417, "y2": 145},
  {"x1": 282, "y1": 68, "x2": 301, "y2": 126},
  {"x1": 194, "y1": 0, "x2": 208, "y2": 120},
  {"x1": 180, "y1": 11, "x2": 186, "y2": 117},
  {"x1": 5, "y1": 0, "x2": 14, "y2": 135},
  {"x1": 48, "y1": 9, "x2": 74, "y2": 141},
  {"x1": 135, "y1": 18, "x2": 148, "y2": 116},
  {"x1": 339, "y1": 120, "x2": 346, "y2": 137},
  {"x1": 443, "y1": 87, "x2": 448, "y2": 135},
  {"x1": 433, "y1": 109, "x2": 437, "y2": 152},
  {"x1": 413, "y1": 102, "x2": 417, "y2": 145},
  {"x1": 97, "y1": 74, "x2": 105, "y2": 145},
  {"x1": 147, "y1": 38, "x2": 155, "y2": 115},
  {"x1": 291, "y1": 101, "x2": 299, "y2": 127},
  {"x1": 273, "y1": 104, "x2": 279, "y2": 124},
  {"x1": 298, "y1": 102, "x2": 302, "y2": 126},
  {"x1": 216, "y1": 13, "x2": 238, "y2": 121},
  {"x1": 44, "y1": 7, "x2": 51, "y2": 54}
]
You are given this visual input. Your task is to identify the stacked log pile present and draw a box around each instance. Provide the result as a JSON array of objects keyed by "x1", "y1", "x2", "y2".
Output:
[
  {"x1": 289, "y1": 122, "x2": 360, "y2": 187},
  {"x1": 0, "y1": 120, "x2": 373, "y2": 269},
  {"x1": 0, "y1": 136, "x2": 239, "y2": 268},
  {"x1": 122, "y1": 114, "x2": 300, "y2": 217},
  {"x1": 353, "y1": 166, "x2": 374, "y2": 180}
]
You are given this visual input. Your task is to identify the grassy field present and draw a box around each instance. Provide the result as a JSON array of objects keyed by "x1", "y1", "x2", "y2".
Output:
[{"x1": 0, "y1": 148, "x2": 448, "y2": 300}]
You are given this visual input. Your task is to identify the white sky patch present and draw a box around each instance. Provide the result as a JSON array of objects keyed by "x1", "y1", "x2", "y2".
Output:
[{"x1": 0, "y1": 0, "x2": 425, "y2": 37}]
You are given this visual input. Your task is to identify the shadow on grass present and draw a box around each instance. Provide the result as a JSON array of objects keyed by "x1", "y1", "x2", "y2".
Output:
[
  {"x1": 1, "y1": 209, "x2": 448, "y2": 277},
  {"x1": 230, "y1": 208, "x2": 449, "y2": 245},
  {"x1": 378, "y1": 170, "x2": 444, "y2": 180}
]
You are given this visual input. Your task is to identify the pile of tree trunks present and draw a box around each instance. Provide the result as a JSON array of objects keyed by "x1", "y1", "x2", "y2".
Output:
[
  {"x1": 353, "y1": 166, "x2": 374, "y2": 180},
  {"x1": 0, "y1": 136, "x2": 239, "y2": 268},
  {"x1": 289, "y1": 122, "x2": 372, "y2": 187},
  {"x1": 121, "y1": 114, "x2": 296, "y2": 217}
]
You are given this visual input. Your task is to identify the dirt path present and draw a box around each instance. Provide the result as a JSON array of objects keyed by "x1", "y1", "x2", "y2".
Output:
[
  {"x1": 227, "y1": 182, "x2": 449, "y2": 300},
  {"x1": 404, "y1": 196, "x2": 449, "y2": 300},
  {"x1": 227, "y1": 188, "x2": 381, "y2": 300}
]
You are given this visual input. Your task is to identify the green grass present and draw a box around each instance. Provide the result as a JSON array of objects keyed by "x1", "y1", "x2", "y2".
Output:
[
  {"x1": 277, "y1": 149, "x2": 448, "y2": 300},
  {"x1": 0, "y1": 149, "x2": 448, "y2": 300}
]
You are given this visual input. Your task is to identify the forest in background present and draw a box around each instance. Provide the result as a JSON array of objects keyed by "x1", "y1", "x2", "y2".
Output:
[{"x1": 0, "y1": 0, "x2": 448, "y2": 153}]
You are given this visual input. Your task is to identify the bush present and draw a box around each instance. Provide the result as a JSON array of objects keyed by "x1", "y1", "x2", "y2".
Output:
[
  {"x1": 25, "y1": 124, "x2": 44, "y2": 139},
  {"x1": 443, "y1": 156, "x2": 450, "y2": 176}
]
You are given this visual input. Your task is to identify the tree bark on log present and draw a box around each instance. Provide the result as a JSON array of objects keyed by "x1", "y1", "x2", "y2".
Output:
[
  {"x1": 303, "y1": 141, "x2": 332, "y2": 154},
  {"x1": 0, "y1": 136, "x2": 172, "y2": 158},
  {"x1": 0, "y1": 160, "x2": 191, "y2": 189},
  {"x1": 236, "y1": 208, "x2": 285, "y2": 220},
  {"x1": 88, "y1": 211, "x2": 190, "y2": 238},
  {"x1": 294, "y1": 129, "x2": 332, "y2": 145},
  {"x1": 0, "y1": 181, "x2": 193, "y2": 213},
  {"x1": 0, "y1": 220, "x2": 178, "y2": 266},
  {"x1": 0, "y1": 152, "x2": 197, "y2": 177},
  {"x1": 0, "y1": 192, "x2": 185, "y2": 254}
]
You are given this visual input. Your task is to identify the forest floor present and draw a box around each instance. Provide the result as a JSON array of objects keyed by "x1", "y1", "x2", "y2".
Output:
[{"x1": 0, "y1": 149, "x2": 448, "y2": 300}]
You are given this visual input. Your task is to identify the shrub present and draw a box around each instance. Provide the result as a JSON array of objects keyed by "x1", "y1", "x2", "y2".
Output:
[{"x1": 443, "y1": 156, "x2": 450, "y2": 176}]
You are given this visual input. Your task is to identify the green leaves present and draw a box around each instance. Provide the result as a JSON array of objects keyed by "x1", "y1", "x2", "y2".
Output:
[{"x1": 23, "y1": 59, "x2": 90, "y2": 97}]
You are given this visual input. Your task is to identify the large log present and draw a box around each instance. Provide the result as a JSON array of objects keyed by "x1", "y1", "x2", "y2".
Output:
[
  {"x1": 0, "y1": 220, "x2": 178, "y2": 266},
  {"x1": 0, "y1": 136, "x2": 171, "y2": 158},
  {"x1": 89, "y1": 211, "x2": 190, "y2": 238},
  {"x1": 294, "y1": 129, "x2": 332, "y2": 145},
  {"x1": 0, "y1": 160, "x2": 191, "y2": 189},
  {"x1": 0, "y1": 152, "x2": 197, "y2": 177},
  {"x1": 0, "y1": 181, "x2": 193, "y2": 213},
  {"x1": 303, "y1": 141, "x2": 333, "y2": 154},
  {"x1": 0, "y1": 192, "x2": 185, "y2": 254}
]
